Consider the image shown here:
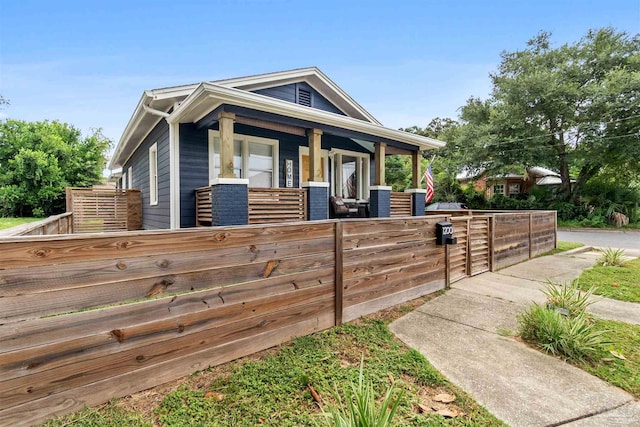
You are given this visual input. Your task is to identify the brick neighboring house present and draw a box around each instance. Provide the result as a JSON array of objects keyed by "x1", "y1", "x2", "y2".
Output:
[{"x1": 457, "y1": 167, "x2": 564, "y2": 198}]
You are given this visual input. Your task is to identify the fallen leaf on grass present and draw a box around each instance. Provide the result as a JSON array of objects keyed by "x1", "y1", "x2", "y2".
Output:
[
  {"x1": 417, "y1": 403, "x2": 433, "y2": 413},
  {"x1": 204, "y1": 391, "x2": 224, "y2": 401},
  {"x1": 610, "y1": 350, "x2": 626, "y2": 360},
  {"x1": 436, "y1": 408, "x2": 458, "y2": 418},
  {"x1": 433, "y1": 393, "x2": 456, "y2": 403},
  {"x1": 388, "y1": 373, "x2": 395, "y2": 384}
]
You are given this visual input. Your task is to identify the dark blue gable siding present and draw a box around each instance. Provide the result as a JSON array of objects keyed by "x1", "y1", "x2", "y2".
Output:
[
  {"x1": 253, "y1": 82, "x2": 345, "y2": 116},
  {"x1": 122, "y1": 119, "x2": 170, "y2": 229},
  {"x1": 179, "y1": 123, "x2": 209, "y2": 228}
]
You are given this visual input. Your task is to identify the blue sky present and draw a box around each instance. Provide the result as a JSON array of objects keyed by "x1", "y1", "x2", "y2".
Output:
[{"x1": 1, "y1": 0, "x2": 638, "y2": 167}]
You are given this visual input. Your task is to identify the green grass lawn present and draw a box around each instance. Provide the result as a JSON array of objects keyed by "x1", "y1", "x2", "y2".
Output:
[
  {"x1": 558, "y1": 219, "x2": 640, "y2": 229},
  {"x1": 541, "y1": 241, "x2": 584, "y2": 256},
  {"x1": 0, "y1": 217, "x2": 41, "y2": 230},
  {"x1": 579, "y1": 319, "x2": 640, "y2": 398},
  {"x1": 576, "y1": 258, "x2": 640, "y2": 303},
  {"x1": 42, "y1": 312, "x2": 506, "y2": 427}
]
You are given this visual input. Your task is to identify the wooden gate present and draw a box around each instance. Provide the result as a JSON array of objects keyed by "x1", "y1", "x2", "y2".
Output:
[
  {"x1": 448, "y1": 216, "x2": 470, "y2": 283},
  {"x1": 468, "y1": 216, "x2": 490, "y2": 275}
]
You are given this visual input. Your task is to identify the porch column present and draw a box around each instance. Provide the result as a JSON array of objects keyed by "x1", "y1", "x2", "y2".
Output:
[
  {"x1": 218, "y1": 111, "x2": 236, "y2": 178},
  {"x1": 212, "y1": 111, "x2": 248, "y2": 226},
  {"x1": 374, "y1": 142, "x2": 386, "y2": 186},
  {"x1": 303, "y1": 128, "x2": 328, "y2": 220},
  {"x1": 411, "y1": 150, "x2": 421, "y2": 188},
  {"x1": 307, "y1": 128, "x2": 323, "y2": 181},
  {"x1": 407, "y1": 150, "x2": 426, "y2": 216}
]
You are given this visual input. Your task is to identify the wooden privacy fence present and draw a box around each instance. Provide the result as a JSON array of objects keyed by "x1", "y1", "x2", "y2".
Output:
[
  {"x1": 66, "y1": 187, "x2": 142, "y2": 233},
  {"x1": 0, "y1": 217, "x2": 449, "y2": 426},
  {"x1": 0, "y1": 212, "x2": 73, "y2": 237},
  {"x1": 195, "y1": 186, "x2": 212, "y2": 226},
  {"x1": 0, "y1": 212, "x2": 555, "y2": 426},
  {"x1": 491, "y1": 211, "x2": 557, "y2": 270},
  {"x1": 390, "y1": 192, "x2": 412, "y2": 216}
]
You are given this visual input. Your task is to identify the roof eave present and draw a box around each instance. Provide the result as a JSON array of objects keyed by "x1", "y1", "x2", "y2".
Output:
[{"x1": 169, "y1": 82, "x2": 445, "y2": 150}]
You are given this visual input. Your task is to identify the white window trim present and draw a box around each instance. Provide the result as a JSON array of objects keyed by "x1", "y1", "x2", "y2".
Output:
[
  {"x1": 493, "y1": 184, "x2": 505, "y2": 196},
  {"x1": 208, "y1": 130, "x2": 279, "y2": 187},
  {"x1": 329, "y1": 148, "x2": 370, "y2": 201},
  {"x1": 121, "y1": 172, "x2": 127, "y2": 189},
  {"x1": 298, "y1": 146, "x2": 329, "y2": 186},
  {"x1": 149, "y1": 142, "x2": 158, "y2": 206},
  {"x1": 127, "y1": 166, "x2": 133, "y2": 189}
]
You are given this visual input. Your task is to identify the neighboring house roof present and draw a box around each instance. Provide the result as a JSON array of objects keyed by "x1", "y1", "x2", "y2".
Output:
[
  {"x1": 109, "y1": 67, "x2": 443, "y2": 169},
  {"x1": 536, "y1": 176, "x2": 564, "y2": 185},
  {"x1": 456, "y1": 166, "x2": 561, "y2": 182},
  {"x1": 527, "y1": 166, "x2": 559, "y2": 177}
]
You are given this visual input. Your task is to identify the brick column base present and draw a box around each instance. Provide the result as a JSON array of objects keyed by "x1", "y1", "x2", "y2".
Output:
[
  {"x1": 302, "y1": 182, "x2": 329, "y2": 221},
  {"x1": 211, "y1": 178, "x2": 249, "y2": 226},
  {"x1": 405, "y1": 188, "x2": 427, "y2": 216},
  {"x1": 369, "y1": 186, "x2": 391, "y2": 218}
]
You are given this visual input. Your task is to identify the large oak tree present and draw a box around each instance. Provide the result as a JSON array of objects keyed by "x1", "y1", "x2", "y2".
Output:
[{"x1": 454, "y1": 28, "x2": 640, "y2": 201}]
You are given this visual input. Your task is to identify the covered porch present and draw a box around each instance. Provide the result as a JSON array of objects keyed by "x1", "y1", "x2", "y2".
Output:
[{"x1": 168, "y1": 82, "x2": 443, "y2": 227}]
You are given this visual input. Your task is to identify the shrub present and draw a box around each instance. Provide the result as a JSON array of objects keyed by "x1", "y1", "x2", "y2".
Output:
[
  {"x1": 318, "y1": 361, "x2": 403, "y2": 427},
  {"x1": 597, "y1": 248, "x2": 626, "y2": 267},
  {"x1": 544, "y1": 281, "x2": 596, "y2": 317},
  {"x1": 518, "y1": 281, "x2": 610, "y2": 362}
]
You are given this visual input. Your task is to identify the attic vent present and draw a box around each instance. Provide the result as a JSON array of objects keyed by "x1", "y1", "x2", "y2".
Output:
[{"x1": 298, "y1": 88, "x2": 311, "y2": 107}]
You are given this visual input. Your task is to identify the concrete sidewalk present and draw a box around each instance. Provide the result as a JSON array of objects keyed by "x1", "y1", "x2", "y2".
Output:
[{"x1": 390, "y1": 250, "x2": 640, "y2": 427}]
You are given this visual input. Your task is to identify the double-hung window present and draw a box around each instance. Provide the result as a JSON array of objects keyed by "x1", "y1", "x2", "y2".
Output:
[{"x1": 208, "y1": 130, "x2": 279, "y2": 188}]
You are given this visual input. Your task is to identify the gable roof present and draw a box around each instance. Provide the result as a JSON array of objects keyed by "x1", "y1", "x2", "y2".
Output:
[
  {"x1": 109, "y1": 67, "x2": 441, "y2": 169},
  {"x1": 212, "y1": 67, "x2": 381, "y2": 124}
]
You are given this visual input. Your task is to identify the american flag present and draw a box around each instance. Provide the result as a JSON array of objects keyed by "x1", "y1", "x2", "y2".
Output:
[{"x1": 423, "y1": 163, "x2": 434, "y2": 203}]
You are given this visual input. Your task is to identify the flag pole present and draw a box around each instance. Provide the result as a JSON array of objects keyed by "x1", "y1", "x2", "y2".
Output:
[{"x1": 419, "y1": 154, "x2": 437, "y2": 185}]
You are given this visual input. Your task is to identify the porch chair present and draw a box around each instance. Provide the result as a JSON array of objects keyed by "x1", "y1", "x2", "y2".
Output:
[{"x1": 330, "y1": 196, "x2": 358, "y2": 218}]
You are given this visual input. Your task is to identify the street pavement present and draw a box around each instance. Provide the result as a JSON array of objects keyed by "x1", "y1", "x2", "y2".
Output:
[
  {"x1": 390, "y1": 249, "x2": 640, "y2": 427},
  {"x1": 558, "y1": 228, "x2": 640, "y2": 250}
]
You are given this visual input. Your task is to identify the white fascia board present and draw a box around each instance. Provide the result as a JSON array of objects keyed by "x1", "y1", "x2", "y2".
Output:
[
  {"x1": 108, "y1": 93, "x2": 152, "y2": 169},
  {"x1": 169, "y1": 83, "x2": 445, "y2": 150}
]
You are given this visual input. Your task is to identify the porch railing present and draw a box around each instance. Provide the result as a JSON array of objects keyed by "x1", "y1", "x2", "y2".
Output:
[
  {"x1": 196, "y1": 187, "x2": 308, "y2": 226},
  {"x1": 390, "y1": 192, "x2": 412, "y2": 216},
  {"x1": 195, "y1": 186, "x2": 212, "y2": 226},
  {"x1": 248, "y1": 188, "x2": 307, "y2": 224}
]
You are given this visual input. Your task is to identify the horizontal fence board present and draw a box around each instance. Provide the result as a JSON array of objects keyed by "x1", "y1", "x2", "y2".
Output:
[
  {"x1": 0, "y1": 314, "x2": 332, "y2": 427},
  {"x1": 0, "y1": 292, "x2": 335, "y2": 408},
  {"x1": 0, "y1": 222, "x2": 335, "y2": 269},
  {"x1": 343, "y1": 280, "x2": 445, "y2": 322}
]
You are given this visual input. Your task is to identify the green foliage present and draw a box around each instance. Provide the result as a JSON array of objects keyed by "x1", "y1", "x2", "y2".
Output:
[
  {"x1": 576, "y1": 257, "x2": 640, "y2": 303},
  {"x1": 318, "y1": 359, "x2": 403, "y2": 427},
  {"x1": 151, "y1": 319, "x2": 504, "y2": 426},
  {"x1": 543, "y1": 281, "x2": 597, "y2": 317},
  {"x1": 597, "y1": 248, "x2": 626, "y2": 267},
  {"x1": 0, "y1": 119, "x2": 111, "y2": 217},
  {"x1": 452, "y1": 28, "x2": 640, "y2": 201},
  {"x1": 518, "y1": 282, "x2": 610, "y2": 362},
  {"x1": 42, "y1": 402, "x2": 152, "y2": 427}
]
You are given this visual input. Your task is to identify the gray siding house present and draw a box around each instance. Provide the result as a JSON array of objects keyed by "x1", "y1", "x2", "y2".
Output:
[{"x1": 109, "y1": 67, "x2": 444, "y2": 229}]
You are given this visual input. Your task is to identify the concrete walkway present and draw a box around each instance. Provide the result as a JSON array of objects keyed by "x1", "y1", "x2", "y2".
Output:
[{"x1": 390, "y1": 249, "x2": 640, "y2": 427}]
